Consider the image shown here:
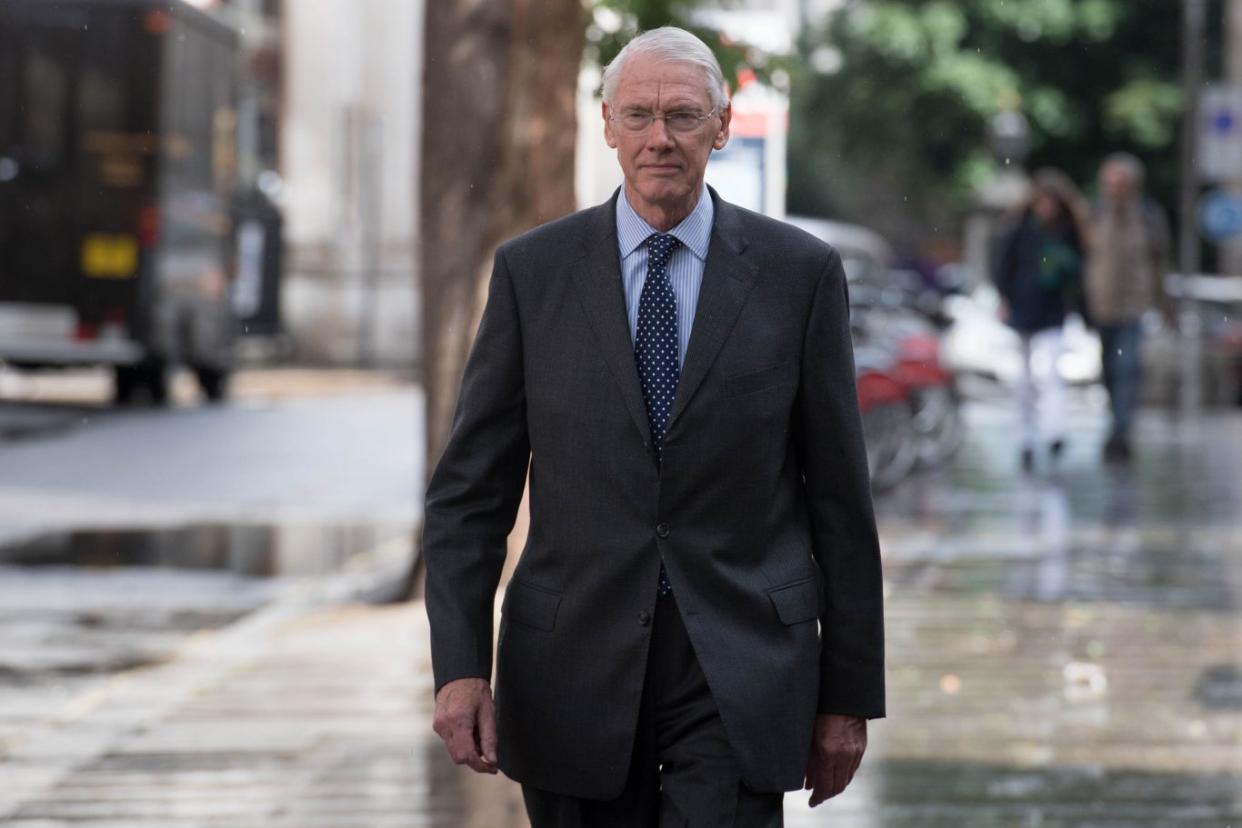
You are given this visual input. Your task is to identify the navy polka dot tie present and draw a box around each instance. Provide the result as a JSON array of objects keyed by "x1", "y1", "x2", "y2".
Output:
[{"x1": 634, "y1": 232, "x2": 680, "y2": 596}]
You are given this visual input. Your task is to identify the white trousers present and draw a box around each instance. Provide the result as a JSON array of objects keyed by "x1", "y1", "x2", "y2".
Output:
[{"x1": 1018, "y1": 328, "x2": 1066, "y2": 449}]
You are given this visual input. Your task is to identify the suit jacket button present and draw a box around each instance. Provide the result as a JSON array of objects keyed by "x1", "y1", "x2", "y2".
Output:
[
  {"x1": 656, "y1": 523, "x2": 670, "y2": 539},
  {"x1": 638, "y1": 610, "x2": 651, "y2": 626}
]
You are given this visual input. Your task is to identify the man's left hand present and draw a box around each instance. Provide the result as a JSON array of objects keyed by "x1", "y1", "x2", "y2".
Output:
[{"x1": 804, "y1": 713, "x2": 867, "y2": 807}]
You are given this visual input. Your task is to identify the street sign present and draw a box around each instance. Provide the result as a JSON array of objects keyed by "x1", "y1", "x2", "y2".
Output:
[
  {"x1": 1197, "y1": 192, "x2": 1242, "y2": 244},
  {"x1": 1200, "y1": 189, "x2": 1242, "y2": 242},
  {"x1": 1199, "y1": 85, "x2": 1242, "y2": 182}
]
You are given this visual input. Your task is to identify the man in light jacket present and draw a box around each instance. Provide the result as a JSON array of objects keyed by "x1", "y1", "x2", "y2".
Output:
[{"x1": 1085, "y1": 152, "x2": 1171, "y2": 463}]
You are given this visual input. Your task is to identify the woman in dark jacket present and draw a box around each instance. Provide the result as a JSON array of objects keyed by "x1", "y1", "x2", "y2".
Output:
[{"x1": 994, "y1": 168, "x2": 1089, "y2": 471}]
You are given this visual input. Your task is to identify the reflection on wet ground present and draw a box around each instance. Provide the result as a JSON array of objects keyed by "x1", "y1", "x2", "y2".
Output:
[
  {"x1": 804, "y1": 401, "x2": 1242, "y2": 826},
  {"x1": 797, "y1": 758, "x2": 1242, "y2": 826},
  {"x1": 0, "y1": 523, "x2": 411, "y2": 734},
  {"x1": 0, "y1": 523, "x2": 408, "y2": 577}
]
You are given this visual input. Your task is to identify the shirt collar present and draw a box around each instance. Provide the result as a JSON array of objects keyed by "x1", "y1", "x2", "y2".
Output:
[{"x1": 616, "y1": 185, "x2": 714, "y2": 262}]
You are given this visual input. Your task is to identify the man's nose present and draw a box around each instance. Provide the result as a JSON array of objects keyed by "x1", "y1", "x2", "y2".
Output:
[{"x1": 645, "y1": 117, "x2": 676, "y2": 149}]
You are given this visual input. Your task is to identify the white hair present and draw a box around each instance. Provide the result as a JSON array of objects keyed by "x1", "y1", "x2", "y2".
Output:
[
  {"x1": 1102, "y1": 151, "x2": 1145, "y2": 185},
  {"x1": 602, "y1": 26, "x2": 728, "y2": 112}
]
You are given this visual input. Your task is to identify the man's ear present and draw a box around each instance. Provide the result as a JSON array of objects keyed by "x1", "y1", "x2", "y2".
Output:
[
  {"x1": 713, "y1": 103, "x2": 732, "y2": 150},
  {"x1": 603, "y1": 101, "x2": 618, "y2": 149}
]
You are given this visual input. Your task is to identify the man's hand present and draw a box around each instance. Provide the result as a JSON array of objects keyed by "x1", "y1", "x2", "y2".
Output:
[
  {"x1": 804, "y1": 713, "x2": 867, "y2": 807},
  {"x1": 432, "y1": 677, "x2": 498, "y2": 774}
]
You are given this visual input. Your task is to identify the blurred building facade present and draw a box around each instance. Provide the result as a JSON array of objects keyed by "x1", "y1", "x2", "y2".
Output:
[
  {"x1": 195, "y1": 0, "x2": 422, "y2": 367},
  {"x1": 278, "y1": 0, "x2": 421, "y2": 367}
]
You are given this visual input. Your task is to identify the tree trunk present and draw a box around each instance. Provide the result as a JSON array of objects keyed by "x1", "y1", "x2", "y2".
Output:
[{"x1": 406, "y1": 0, "x2": 584, "y2": 597}]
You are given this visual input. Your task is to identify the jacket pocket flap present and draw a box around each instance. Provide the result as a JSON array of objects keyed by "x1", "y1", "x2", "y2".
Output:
[
  {"x1": 768, "y1": 578, "x2": 819, "y2": 625},
  {"x1": 723, "y1": 361, "x2": 797, "y2": 397},
  {"x1": 505, "y1": 580, "x2": 562, "y2": 631}
]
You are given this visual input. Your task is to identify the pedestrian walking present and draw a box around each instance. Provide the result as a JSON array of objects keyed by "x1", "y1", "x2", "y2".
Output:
[
  {"x1": 1084, "y1": 153, "x2": 1172, "y2": 463},
  {"x1": 994, "y1": 168, "x2": 1090, "y2": 471},
  {"x1": 423, "y1": 26, "x2": 885, "y2": 827}
]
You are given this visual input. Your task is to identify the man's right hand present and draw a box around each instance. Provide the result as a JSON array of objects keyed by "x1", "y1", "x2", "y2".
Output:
[{"x1": 432, "y1": 677, "x2": 498, "y2": 774}]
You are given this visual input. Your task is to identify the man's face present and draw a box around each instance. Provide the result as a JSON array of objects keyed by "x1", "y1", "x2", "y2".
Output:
[
  {"x1": 1032, "y1": 192, "x2": 1059, "y2": 224},
  {"x1": 603, "y1": 54, "x2": 730, "y2": 217},
  {"x1": 1101, "y1": 163, "x2": 1136, "y2": 203}
]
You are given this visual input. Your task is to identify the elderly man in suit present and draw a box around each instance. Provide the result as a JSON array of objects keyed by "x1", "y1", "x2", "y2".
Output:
[{"x1": 424, "y1": 26, "x2": 885, "y2": 827}]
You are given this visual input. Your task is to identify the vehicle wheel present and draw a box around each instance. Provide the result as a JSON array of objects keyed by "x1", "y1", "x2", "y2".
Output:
[
  {"x1": 911, "y1": 385, "x2": 964, "y2": 467},
  {"x1": 142, "y1": 360, "x2": 171, "y2": 406},
  {"x1": 194, "y1": 366, "x2": 231, "y2": 402},
  {"x1": 864, "y1": 401, "x2": 918, "y2": 492},
  {"x1": 113, "y1": 365, "x2": 140, "y2": 406}
]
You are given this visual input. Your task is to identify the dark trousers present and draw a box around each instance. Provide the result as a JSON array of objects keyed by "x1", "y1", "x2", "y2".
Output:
[
  {"x1": 521, "y1": 592, "x2": 784, "y2": 828},
  {"x1": 1098, "y1": 321, "x2": 1143, "y2": 440}
]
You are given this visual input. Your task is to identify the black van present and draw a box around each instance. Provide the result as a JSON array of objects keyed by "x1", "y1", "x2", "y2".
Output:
[{"x1": 0, "y1": 0, "x2": 274, "y2": 403}]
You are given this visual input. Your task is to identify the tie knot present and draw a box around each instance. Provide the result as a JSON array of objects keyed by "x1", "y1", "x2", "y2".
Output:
[{"x1": 645, "y1": 233, "x2": 681, "y2": 268}]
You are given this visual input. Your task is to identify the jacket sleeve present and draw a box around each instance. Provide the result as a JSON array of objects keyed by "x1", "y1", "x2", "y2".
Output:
[
  {"x1": 423, "y1": 244, "x2": 531, "y2": 694},
  {"x1": 795, "y1": 250, "x2": 886, "y2": 719}
]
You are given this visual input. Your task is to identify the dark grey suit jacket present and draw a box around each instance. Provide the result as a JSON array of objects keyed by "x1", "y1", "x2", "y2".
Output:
[{"x1": 423, "y1": 188, "x2": 885, "y2": 799}]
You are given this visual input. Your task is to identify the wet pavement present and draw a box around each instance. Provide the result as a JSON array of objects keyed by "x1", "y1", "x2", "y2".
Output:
[
  {"x1": 0, "y1": 397, "x2": 1239, "y2": 825},
  {"x1": 827, "y1": 397, "x2": 1242, "y2": 826}
]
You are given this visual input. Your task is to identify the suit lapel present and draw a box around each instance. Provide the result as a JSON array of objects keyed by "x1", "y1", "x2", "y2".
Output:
[
  {"x1": 570, "y1": 189, "x2": 760, "y2": 445},
  {"x1": 666, "y1": 192, "x2": 759, "y2": 434},
  {"x1": 571, "y1": 193, "x2": 652, "y2": 443}
]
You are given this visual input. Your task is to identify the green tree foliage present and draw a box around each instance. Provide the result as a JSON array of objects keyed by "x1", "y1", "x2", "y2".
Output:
[
  {"x1": 587, "y1": 0, "x2": 784, "y2": 99},
  {"x1": 790, "y1": 0, "x2": 1200, "y2": 249}
]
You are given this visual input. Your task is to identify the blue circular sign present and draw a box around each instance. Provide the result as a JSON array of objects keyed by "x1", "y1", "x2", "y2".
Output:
[{"x1": 1201, "y1": 190, "x2": 1242, "y2": 242}]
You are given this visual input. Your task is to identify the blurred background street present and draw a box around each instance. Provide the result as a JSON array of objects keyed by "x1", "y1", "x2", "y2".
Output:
[{"x1": 3, "y1": 0, "x2": 1242, "y2": 824}]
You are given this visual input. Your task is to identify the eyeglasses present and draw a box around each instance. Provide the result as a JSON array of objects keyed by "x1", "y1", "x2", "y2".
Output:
[{"x1": 610, "y1": 108, "x2": 718, "y2": 135}]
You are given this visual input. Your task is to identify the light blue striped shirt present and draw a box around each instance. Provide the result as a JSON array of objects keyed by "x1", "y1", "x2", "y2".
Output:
[{"x1": 616, "y1": 187, "x2": 714, "y2": 370}]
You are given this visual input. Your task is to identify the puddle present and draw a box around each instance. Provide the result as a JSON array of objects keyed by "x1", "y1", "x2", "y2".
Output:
[
  {"x1": 0, "y1": 523, "x2": 415, "y2": 685},
  {"x1": 1195, "y1": 664, "x2": 1242, "y2": 710},
  {"x1": 0, "y1": 522, "x2": 411, "y2": 578},
  {"x1": 821, "y1": 757, "x2": 1242, "y2": 826}
]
